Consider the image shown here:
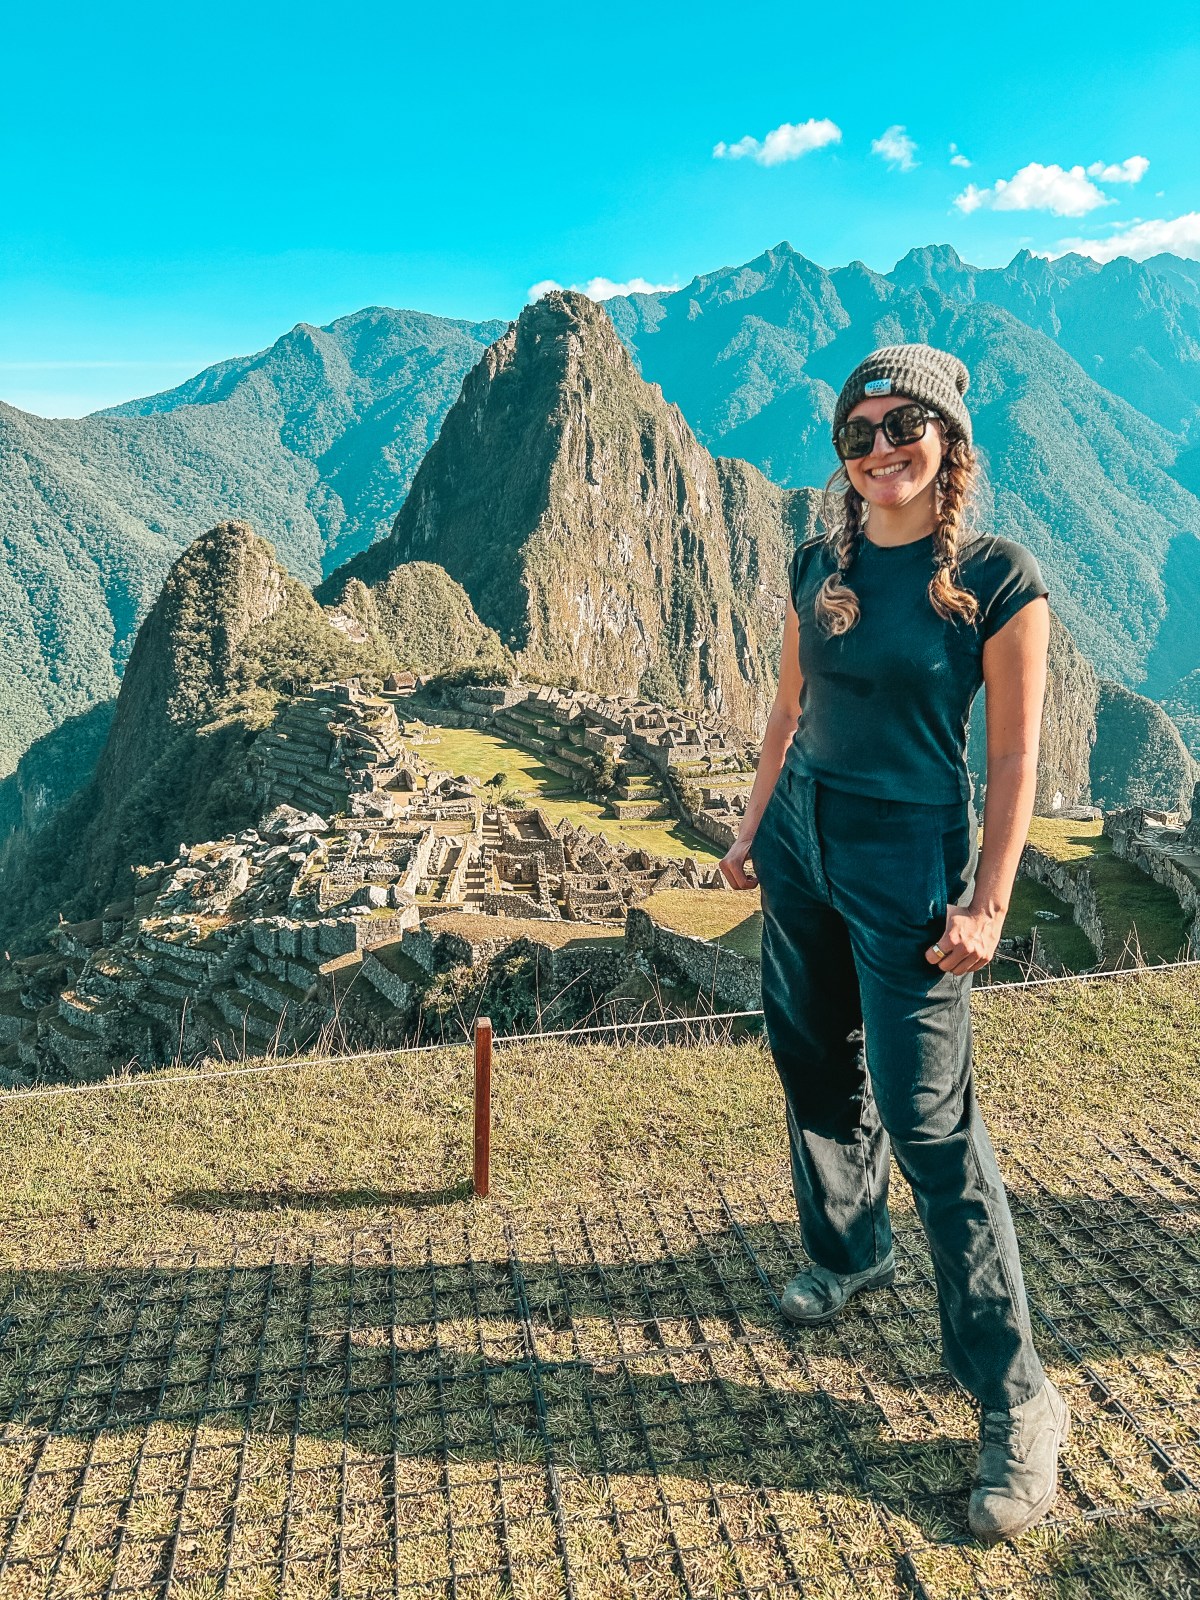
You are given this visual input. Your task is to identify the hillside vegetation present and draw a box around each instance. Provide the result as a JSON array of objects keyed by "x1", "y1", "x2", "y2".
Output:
[
  {"x1": 0, "y1": 310, "x2": 502, "y2": 775},
  {"x1": 106, "y1": 306, "x2": 509, "y2": 570},
  {"x1": 331, "y1": 564, "x2": 512, "y2": 680}
]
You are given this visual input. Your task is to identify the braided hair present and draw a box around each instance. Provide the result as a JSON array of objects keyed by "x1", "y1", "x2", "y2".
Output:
[{"x1": 812, "y1": 426, "x2": 982, "y2": 636}]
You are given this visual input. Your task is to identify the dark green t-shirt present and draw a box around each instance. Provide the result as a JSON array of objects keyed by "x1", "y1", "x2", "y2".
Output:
[{"x1": 784, "y1": 529, "x2": 1049, "y2": 804}]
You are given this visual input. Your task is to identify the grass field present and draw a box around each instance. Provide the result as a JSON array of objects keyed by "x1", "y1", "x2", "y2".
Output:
[
  {"x1": 640, "y1": 888, "x2": 764, "y2": 962},
  {"x1": 1026, "y1": 817, "x2": 1193, "y2": 966},
  {"x1": 3, "y1": 964, "x2": 1200, "y2": 1596},
  {"x1": 409, "y1": 719, "x2": 722, "y2": 863}
]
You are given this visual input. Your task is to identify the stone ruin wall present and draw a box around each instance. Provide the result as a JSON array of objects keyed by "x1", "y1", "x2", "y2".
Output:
[
  {"x1": 8, "y1": 657, "x2": 894, "y2": 1081},
  {"x1": 1016, "y1": 783, "x2": 1200, "y2": 970},
  {"x1": 450, "y1": 683, "x2": 754, "y2": 848},
  {"x1": 1104, "y1": 784, "x2": 1200, "y2": 954},
  {"x1": 1016, "y1": 843, "x2": 1107, "y2": 967},
  {"x1": 625, "y1": 907, "x2": 761, "y2": 1015}
]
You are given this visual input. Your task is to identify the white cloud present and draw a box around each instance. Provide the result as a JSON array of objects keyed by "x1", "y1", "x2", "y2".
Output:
[
  {"x1": 1086, "y1": 156, "x2": 1150, "y2": 185},
  {"x1": 713, "y1": 117, "x2": 841, "y2": 167},
  {"x1": 1055, "y1": 211, "x2": 1200, "y2": 263},
  {"x1": 949, "y1": 143, "x2": 971, "y2": 169},
  {"x1": 954, "y1": 161, "x2": 1110, "y2": 218},
  {"x1": 871, "y1": 125, "x2": 918, "y2": 171},
  {"x1": 527, "y1": 275, "x2": 678, "y2": 303},
  {"x1": 580, "y1": 276, "x2": 678, "y2": 299}
]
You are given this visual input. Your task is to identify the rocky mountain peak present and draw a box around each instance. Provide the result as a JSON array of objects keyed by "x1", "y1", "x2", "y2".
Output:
[
  {"x1": 508, "y1": 288, "x2": 635, "y2": 389},
  {"x1": 97, "y1": 521, "x2": 291, "y2": 783},
  {"x1": 321, "y1": 294, "x2": 812, "y2": 733},
  {"x1": 888, "y1": 243, "x2": 975, "y2": 295}
]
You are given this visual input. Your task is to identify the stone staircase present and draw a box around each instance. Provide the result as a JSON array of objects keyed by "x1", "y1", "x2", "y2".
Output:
[
  {"x1": 463, "y1": 858, "x2": 489, "y2": 908},
  {"x1": 607, "y1": 757, "x2": 672, "y2": 821}
]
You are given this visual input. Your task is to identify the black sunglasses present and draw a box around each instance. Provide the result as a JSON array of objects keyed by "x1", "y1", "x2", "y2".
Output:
[{"x1": 834, "y1": 403, "x2": 941, "y2": 460}]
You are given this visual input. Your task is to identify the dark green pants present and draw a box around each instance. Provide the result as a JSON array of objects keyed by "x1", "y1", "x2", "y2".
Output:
[{"x1": 753, "y1": 765, "x2": 1045, "y2": 1410}]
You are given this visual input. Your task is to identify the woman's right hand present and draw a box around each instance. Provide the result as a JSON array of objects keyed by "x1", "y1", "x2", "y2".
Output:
[{"x1": 719, "y1": 837, "x2": 758, "y2": 890}]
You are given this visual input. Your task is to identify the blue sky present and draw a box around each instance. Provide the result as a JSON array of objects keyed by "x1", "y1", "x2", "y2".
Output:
[{"x1": 4, "y1": 1, "x2": 1198, "y2": 416}]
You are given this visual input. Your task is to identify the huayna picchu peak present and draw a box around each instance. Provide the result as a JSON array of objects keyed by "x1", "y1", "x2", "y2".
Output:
[{"x1": 320, "y1": 290, "x2": 817, "y2": 735}]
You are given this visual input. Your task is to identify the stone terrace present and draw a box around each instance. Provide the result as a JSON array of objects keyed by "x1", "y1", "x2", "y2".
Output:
[
  {"x1": 0, "y1": 682, "x2": 743, "y2": 1082},
  {"x1": 452, "y1": 684, "x2": 757, "y2": 835}
]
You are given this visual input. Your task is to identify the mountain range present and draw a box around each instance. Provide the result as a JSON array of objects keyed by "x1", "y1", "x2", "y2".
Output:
[
  {"x1": 607, "y1": 243, "x2": 1200, "y2": 706},
  {"x1": 2, "y1": 238, "x2": 1199, "y2": 798},
  {"x1": 3, "y1": 284, "x2": 1196, "y2": 954}
]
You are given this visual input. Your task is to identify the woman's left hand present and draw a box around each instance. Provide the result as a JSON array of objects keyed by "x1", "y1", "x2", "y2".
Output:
[{"x1": 925, "y1": 904, "x2": 1005, "y2": 974}]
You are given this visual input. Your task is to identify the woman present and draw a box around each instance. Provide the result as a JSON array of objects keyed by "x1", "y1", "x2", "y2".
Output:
[{"x1": 720, "y1": 343, "x2": 1066, "y2": 1545}]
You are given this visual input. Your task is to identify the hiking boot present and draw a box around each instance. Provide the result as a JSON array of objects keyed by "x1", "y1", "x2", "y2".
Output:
[
  {"x1": 780, "y1": 1250, "x2": 896, "y2": 1326},
  {"x1": 969, "y1": 1378, "x2": 1070, "y2": 1544}
]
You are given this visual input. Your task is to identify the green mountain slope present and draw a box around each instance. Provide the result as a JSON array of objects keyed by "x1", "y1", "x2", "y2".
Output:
[
  {"x1": 0, "y1": 397, "x2": 325, "y2": 777},
  {"x1": 606, "y1": 245, "x2": 1200, "y2": 710},
  {"x1": 1091, "y1": 682, "x2": 1198, "y2": 810},
  {"x1": 332, "y1": 565, "x2": 510, "y2": 680},
  {"x1": 0, "y1": 310, "x2": 503, "y2": 779},
  {"x1": 106, "y1": 307, "x2": 508, "y2": 569},
  {"x1": 321, "y1": 291, "x2": 816, "y2": 735}
]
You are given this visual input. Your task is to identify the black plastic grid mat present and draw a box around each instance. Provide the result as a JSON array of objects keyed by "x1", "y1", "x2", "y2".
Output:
[{"x1": 4, "y1": 1124, "x2": 1200, "y2": 1597}]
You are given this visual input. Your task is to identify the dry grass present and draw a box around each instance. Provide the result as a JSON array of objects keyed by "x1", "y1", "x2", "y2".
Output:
[
  {"x1": 2, "y1": 964, "x2": 1200, "y2": 1597},
  {"x1": 638, "y1": 891, "x2": 763, "y2": 962}
]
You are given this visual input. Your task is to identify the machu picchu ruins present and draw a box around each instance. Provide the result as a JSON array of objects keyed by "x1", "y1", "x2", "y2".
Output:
[
  {"x1": 0, "y1": 678, "x2": 763, "y2": 1083},
  {"x1": 447, "y1": 681, "x2": 758, "y2": 847},
  {"x1": 2, "y1": 662, "x2": 1197, "y2": 1087}
]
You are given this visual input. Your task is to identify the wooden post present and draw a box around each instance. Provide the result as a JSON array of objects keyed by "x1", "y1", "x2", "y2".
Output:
[{"x1": 473, "y1": 1016, "x2": 493, "y2": 1198}]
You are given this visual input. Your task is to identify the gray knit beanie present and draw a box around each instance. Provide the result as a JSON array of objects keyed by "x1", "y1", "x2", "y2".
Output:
[{"x1": 832, "y1": 343, "x2": 972, "y2": 448}]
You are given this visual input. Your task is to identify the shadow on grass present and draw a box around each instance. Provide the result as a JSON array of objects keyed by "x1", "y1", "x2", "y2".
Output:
[{"x1": 4, "y1": 1186, "x2": 1200, "y2": 1578}]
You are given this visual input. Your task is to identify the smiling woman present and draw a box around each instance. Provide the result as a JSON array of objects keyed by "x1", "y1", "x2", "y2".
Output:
[{"x1": 718, "y1": 341, "x2": 1062, "y2": 1546}]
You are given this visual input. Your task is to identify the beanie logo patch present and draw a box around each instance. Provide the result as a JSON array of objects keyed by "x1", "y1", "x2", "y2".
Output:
[{"x1": 864, "y1": 378, "x2": 893, "y2": 395}]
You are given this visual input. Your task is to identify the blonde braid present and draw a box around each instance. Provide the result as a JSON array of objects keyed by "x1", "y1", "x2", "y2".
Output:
[
  {"x1": 928, "y1": 433, "x2": 982, "y2": 626},
  {"x1": 813, "y1": 465, "x2": 865, "y2": 635},
  {"x1": 812, "y1": 429, "x2": 982, "y2": 635}
]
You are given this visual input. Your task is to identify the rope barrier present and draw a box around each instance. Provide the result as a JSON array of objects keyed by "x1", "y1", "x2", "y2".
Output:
[
  {"x1": 1, "y1": 955, "x2": 1197, "y2": 1107},
  {"x1": 0, "y1": 1010, "x2": 765, "y2": 1106},
  {"x1": 978, "y1": 953, "x2": 1200, "y2": 991},
  {"x1": 0, "y1": 1037, "x2": 461, "y2": 1104},
  {"x1": 490, "y1": 1009, "x2": 764, "y2": 1044}
]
